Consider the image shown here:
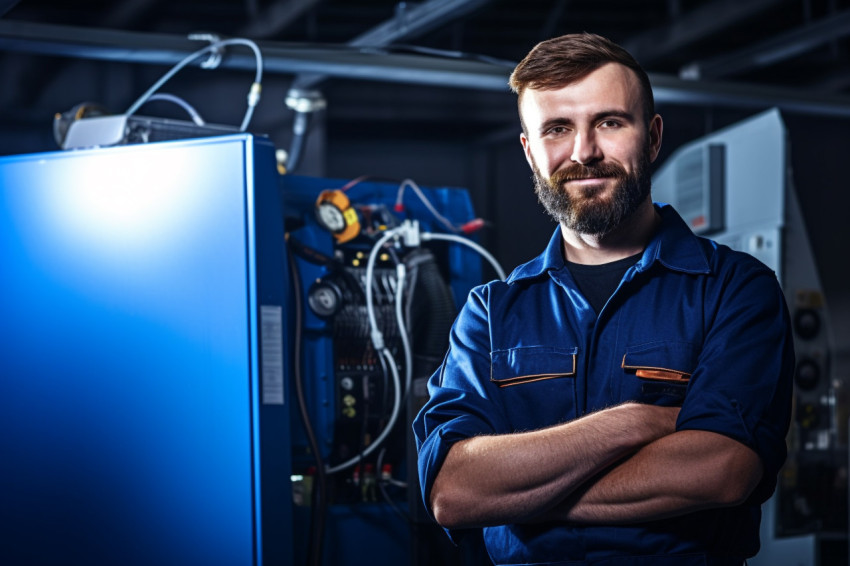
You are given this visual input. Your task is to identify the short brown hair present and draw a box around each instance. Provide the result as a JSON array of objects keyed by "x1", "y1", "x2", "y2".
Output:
[{"x1": 509, "y1": 32, "x2": 655, "y2": 127}]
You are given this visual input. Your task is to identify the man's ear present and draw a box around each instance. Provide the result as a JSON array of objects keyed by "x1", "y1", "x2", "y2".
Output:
[
  {"x1": 520, "y1": 132, "x2": 534, "y2": 169},
  {"x1": 648, "y1": 114, "x2": 663, "y2": 163}
]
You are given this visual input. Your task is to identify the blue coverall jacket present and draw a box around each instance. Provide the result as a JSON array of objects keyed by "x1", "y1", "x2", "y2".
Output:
[{"x1": 413, "y1": 204, "x2": 794, "y2": 566}]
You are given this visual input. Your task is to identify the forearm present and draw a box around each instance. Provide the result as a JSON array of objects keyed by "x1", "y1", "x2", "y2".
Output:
[
  {"x1": 550, "y1": 429, "x2": 764, "y2": 524},
  {"x1": 429, "y1": 402, "x2": 678, "y2": 529}
]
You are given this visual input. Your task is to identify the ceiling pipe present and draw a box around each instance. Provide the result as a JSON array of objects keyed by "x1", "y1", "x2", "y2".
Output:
[
  {"x1": 679, "y1": 9, "x2": 850, "y2": 81},
  {"x1": 291, "y1": 0, "x2": 492, "y2": 90},
  {"x1": 0, "y1": 20, "x2": 513, "y2": 90},
  {"x1": 624, "y1": 0, "x2": 786, "y2": 65},
  {"x1": 2, "y1": 20, "x2": 850, "y2": 117}
]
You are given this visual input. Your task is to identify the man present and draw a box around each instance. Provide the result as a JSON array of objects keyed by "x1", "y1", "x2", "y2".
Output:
[{"x1": 412, "y1": 33, "x2": 794, "y2": 565}]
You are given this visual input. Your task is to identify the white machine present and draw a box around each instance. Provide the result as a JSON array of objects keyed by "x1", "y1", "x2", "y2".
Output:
[{"x1": 653, "y1": 108, "x2": 843, "y2": 566}]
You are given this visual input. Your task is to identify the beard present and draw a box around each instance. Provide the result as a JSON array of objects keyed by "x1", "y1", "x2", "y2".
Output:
[{"x1": 532, "y1": 151, "x2": 653, "y2": 237}]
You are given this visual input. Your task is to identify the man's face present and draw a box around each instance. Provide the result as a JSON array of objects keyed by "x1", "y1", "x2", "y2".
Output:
[{"x1": 519, "y1": 62, "x2": 663, "y2": 236}]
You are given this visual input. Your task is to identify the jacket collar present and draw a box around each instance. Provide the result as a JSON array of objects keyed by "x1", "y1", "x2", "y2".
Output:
[{"x1": 506, "y1": 203, "x2": 711, "y2": 284}]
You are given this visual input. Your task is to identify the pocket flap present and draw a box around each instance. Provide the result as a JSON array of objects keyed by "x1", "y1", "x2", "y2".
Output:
[
  {"x1": 491, "y1": 346, "x2": 577, "y2": 387},
  {"x1": 621, "y1": 342, "x2": 697, "y2": 383}
]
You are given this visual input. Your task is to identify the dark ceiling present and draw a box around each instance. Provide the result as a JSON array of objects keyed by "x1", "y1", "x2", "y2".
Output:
[
  {"x1": 2, "y1": 0, "x2": 850, "y2": 158},
  {"x1": 5, "y1": 0, "x2": 850, "y2": 85}
]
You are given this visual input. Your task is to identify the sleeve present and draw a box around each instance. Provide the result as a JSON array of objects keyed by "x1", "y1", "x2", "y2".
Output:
[
  {"x1": 411, "y1": 283, "x2": 510, "y2": 524},
  {"x1": 676, "y1": 253, "x2": 795, "y2": 502}
]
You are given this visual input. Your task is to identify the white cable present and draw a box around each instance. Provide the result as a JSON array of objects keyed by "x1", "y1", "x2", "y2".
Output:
[
  {"x1": 364, "y1": 227, "x2": 403, "y2": 350},
  {"x1": 422, "y1": 231, "x2": 507, "y2": 281},
  {"x1": 124, "y1": 37, "x2": 263, "y2": 132},
  {"x1": 394, "y1": 263, "x2": 413, "y2": 398},
  {"x1": 325, "y1": 347, "x2": 402, "y2": 475},
  {"x1": 396, "y1": 178, "x2": 460, "y2": 233},
  {"x1": 145, "y1": 93, "x2": 206, "y2": 125},
  {"x1": 326, "y1": 222, "x2": 502, "y2": 474},
  {"x1": 324, "y1": 226, "x2": 403, "y2": 475}
]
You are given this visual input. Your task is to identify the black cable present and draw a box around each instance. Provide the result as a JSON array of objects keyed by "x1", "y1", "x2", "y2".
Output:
[
  {"x1": 286, "y1": 112, "x2": 309, "y2": 173},
  {"x1": 286, "y1": 234, "x2": 327, "y2": 566},
  {"x1": 376, "y1": 447, "x2": 411, "y2": 524}
]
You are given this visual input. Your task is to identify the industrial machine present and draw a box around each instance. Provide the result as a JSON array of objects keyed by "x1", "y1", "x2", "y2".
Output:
[
  {"x1": 279, "y1": 174, "x2": 497, "y2": 566},
  {"x1": 0, "y1": 132, "x2": 497, "y2": 565},
  {"x1": 653, "y1": 108, "x2": 846, "y2": 565},
  {"x1": 0, "y1": 134, "x2": 293, "y2": 565}
]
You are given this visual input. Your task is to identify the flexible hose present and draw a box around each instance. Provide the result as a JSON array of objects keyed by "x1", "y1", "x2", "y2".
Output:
[{"x1": 286, "y1": 236, "x2": 326, "y2": 566}]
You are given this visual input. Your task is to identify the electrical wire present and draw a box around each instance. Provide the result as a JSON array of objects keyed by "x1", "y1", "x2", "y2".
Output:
[
  {"x1": 394, "y1": 263, "x2": 413, "y2": 400},
  {"x1": 286, "y1": 235, "x2": 327, "y2": 566},
  {"x1": 422, "y1": 231, "x2": 507, "y2": 281},
  {"x1": 375, "y1": 447, "x2": 411, "y2": 523},
  {"x1": 395, "y1": 178, "x2": 461, "y2": 233},
  {"x1": 284, "y1": 111, "x2": 309, "y2": 173},
  {"x1": 364, "y1": 228, "x2": 403, "y2": 351},
  {"x1": 324, "y1": 227, "x2": 405, "y2": 475},
  {"x1": 144, "y1": 93, "x2": 206, "y2": 125},
  {"x1": 324, "y1": 219, "x2": 504, "y2": 476},
  {"x1": 324, "y1": 347, "x2": 401, "y2": 476},
  {"x1": 124, "y1": 37, "x2": 263, "y2": 132}
]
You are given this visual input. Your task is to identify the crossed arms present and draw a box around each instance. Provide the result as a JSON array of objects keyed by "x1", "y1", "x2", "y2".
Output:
[{"x1": 429, "y1": 402, "x2": 763, "y2": 529}]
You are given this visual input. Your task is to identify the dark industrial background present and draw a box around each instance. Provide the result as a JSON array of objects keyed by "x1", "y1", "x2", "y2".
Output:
[
  {"x1": 2, "y1": 0, "x2": 850, "y2": 274},
  {"x1": 2, "y1": 1, "x2": 850, "y2": 563}
]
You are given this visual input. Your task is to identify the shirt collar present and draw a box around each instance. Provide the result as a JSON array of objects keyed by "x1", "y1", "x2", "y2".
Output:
[{"x1": 506, "y1": 203, "x2": 711, "y2": 284}]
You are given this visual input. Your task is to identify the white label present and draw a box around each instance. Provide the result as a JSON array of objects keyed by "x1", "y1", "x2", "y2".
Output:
[{"x1": 260, "y1": 305, "x2": 284, "y2": 405}]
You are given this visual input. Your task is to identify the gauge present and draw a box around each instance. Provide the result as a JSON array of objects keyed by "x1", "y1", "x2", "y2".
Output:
[
  {"x1": 314, "y1": 189, "x2": 361, "y2": 243},
  {"x1": 307, "y1": 279, "x2": 343, "y2": 318},
  {"x1": 317, "y1": 201, "x2": 346, "y2": 233}
]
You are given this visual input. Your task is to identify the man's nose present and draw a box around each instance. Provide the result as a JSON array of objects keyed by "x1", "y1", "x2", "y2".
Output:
[{"x1": 571, "y1": 130, "x2": 602, "y2": 164}]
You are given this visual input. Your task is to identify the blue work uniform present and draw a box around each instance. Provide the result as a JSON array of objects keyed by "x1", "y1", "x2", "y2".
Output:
[{"x1": 413, "y1": 204, "x2": 794, "y2": 566}]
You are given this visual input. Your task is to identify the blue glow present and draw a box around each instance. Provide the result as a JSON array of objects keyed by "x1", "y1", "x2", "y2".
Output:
[{"x1": 0, "y1": 136, "x2": 288, "y2": 565}]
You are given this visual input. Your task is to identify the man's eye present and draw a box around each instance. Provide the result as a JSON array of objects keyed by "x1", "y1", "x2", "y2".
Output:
[
  {"x1": 547, "y1": 126, "x2": 568, "y2": 135},
  {"x1": 600, "y1": 120, "x2": 621, "y2": 128}
]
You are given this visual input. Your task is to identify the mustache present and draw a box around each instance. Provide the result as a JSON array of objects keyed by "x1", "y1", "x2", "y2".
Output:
[{"x1": 550, "y1": 162, "x2": 627, "y2": 184}]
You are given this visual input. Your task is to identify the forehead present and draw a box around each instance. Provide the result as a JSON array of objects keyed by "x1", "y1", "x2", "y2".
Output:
[{"x1": 519, "y1": 62, "x2": 643, "y2": 127}]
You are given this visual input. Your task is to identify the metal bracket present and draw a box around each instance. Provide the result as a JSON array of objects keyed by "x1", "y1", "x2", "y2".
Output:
[{"x1": 187, "y1": 32, "x2": 224, "y2": 69}]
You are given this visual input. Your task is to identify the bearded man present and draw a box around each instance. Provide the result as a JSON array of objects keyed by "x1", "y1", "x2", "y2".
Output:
[{"x1": 413, "y1": 33, "x2": 794, "y2": 566}]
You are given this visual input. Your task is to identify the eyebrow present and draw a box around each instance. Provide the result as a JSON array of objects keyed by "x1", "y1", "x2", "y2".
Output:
[
  {"x1": 537, "y1": 109, "x2": 637, "y2": 134},
  {"x1": 595, "y1": 110, "x2": 636, "y2": 123}
]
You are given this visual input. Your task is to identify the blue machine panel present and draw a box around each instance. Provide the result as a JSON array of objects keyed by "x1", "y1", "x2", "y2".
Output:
[
  {"x1": 279, "y1": 175, "x2": 486, "y2": 566},
  {"x1": 0, "y1": 135, "x2": 292, "y2": 565}
]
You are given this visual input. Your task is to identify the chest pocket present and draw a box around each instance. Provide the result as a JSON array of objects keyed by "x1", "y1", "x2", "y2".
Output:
[
  {"x1": 491, "y1": 346, "x2": 578, "y2": 428},
  {"x1": 620, "y1": 342, "x2": 699, "y2": 406}
]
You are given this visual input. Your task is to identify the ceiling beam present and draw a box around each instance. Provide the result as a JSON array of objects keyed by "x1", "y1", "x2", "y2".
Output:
[
  {"x1": 347, "y1": 0, "x2": 490, "y2": 47},
  {"x1": 0, "y1": 0, "x2": 19, "y2": 18},
  {"x1": 238, "y1": 0, "x2": 322, "y2": 39},
  {"x1": 623, "y1": 0, "x2": 785, "y2": 65},
  {"x1": 649, "y1": 72, "x2": 850, "y2": 117},
  {"x1": 3, "y1": 20, "x2": 850, "y2": 117},
  {"x1": 0, "y1": 20, "x2": 512, "y2": 91},
  {"x1": 291, "y1": 0, "x2": 491, "y2": 90},
  {"x1": 679, "y1": 9, "x2": 850, "y2": 80}
]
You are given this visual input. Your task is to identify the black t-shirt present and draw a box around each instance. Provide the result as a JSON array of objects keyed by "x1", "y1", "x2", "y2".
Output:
[{"x1": 566, "y1": 252, "x2": 642, "y2": 314}]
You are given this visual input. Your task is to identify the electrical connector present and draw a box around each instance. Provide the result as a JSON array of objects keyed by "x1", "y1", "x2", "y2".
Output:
[
  {"x1": 461, "y1": 218, "x2": 486, "y2": 234},
  {"x1": 400, "y1": 219, "x2": 421, "y2": 247},
  {"x1": 370, "y1": 328, "x2": 385, "y2": 350},
  {"x1": 247, "y1": 82, "x2": 262, "y2": 107}
]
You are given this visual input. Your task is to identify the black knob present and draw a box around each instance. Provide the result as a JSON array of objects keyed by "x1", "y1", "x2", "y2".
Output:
[
  {"x1": 794, "y1": 357, "x2": 821, "y2": 391},
  {"x1": 794, "y1": 308, "x2": 821, "y2": 340}
]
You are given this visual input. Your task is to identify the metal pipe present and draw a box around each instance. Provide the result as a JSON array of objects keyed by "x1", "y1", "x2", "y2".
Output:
[{"x1": 3, "y1": 20, "x2": 850, "y2": 116}]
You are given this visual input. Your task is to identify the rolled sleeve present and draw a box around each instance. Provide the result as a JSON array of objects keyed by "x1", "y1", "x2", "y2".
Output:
[
  {"x1": 412, "y1": 284, "x2": 508, "y2": 521},
  {"x1": 677, "y1": 258, "x2": 794, "y2": 499}
]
